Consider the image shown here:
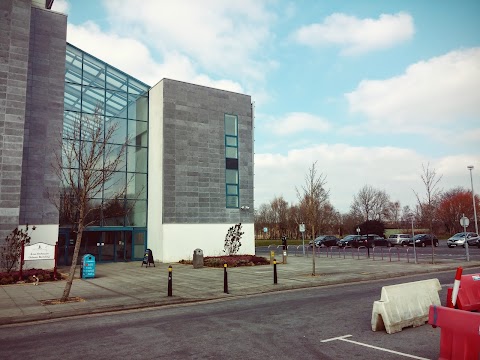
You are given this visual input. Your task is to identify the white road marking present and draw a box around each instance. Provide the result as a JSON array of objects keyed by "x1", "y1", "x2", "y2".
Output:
[{"x1": 321, "y1": 334, "x2": 430, "y2": 360}]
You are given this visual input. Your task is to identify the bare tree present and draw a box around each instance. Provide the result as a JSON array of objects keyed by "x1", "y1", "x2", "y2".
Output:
[
  {"x1": 413, "y1": 163, "x2": 443, "y2": 263},
  {"x1": 52, "y1": 110, "x2": 130, "y2": 302},
  {"x1": 296, "y1": 161, "x2": 329, "y2": 275},
  {"x1": 350, "y1": 185, "x2": 391, "y2": 221},
  {"x1": 269, "y1": 196, "x2": 289, "y2": 238}
]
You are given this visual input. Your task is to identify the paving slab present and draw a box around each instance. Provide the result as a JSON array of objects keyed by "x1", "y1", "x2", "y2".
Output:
[{"x1": 0, "y1": 254, "x2": 479, "y2": 326}]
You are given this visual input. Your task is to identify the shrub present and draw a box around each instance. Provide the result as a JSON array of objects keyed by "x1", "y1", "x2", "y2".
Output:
[
  {"x1": 0, "y1": 224, "x2": 36, "y2": 273},
  {"x1": 224, "y1": 223, "x2": 244, "y2": 256}
]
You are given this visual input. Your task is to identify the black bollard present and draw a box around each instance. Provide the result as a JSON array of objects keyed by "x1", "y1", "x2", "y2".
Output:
[
  {"x1": 224, "y1": 263, "x2": 228, "y2": 294},
  {"x1": 273, "y1": 259, "x2": 277, "y2": 284},
  {"x1": 167, "y1": 265, "x2": 172, "y2": 296}
]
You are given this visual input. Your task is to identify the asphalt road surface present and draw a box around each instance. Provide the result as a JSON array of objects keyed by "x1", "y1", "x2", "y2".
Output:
[
  {"x1": 257, "y1": 242, "x2": 480, "y2": 262},
  {"x1": 1, "y1": 268, "x2": 478, "y2": 360}
]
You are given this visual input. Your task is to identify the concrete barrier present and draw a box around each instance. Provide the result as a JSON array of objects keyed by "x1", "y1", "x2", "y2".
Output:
[{"x1": 371, "y1": 278, "x2": 441, "y2": 334}]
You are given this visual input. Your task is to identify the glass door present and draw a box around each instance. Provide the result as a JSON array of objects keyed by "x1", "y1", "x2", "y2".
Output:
[{"x1": 132, "y1": 229, "x2": 147, "y2": 260}]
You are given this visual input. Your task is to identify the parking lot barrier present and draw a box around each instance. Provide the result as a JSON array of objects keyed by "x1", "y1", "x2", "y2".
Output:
[
  {"x1": 388, "y1": 247, "x2": 400, "y2": 262},
  {"x1": 357, "y1": 246, "x2": 367, "y2": 259},
  {"x1": 428, "y1": 305, "x2": 480, "y2": 359}
]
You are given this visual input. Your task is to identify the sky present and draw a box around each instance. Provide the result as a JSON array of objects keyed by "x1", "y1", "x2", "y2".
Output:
[{"x1": 52, "y1": 0, "x2": 480, "y2": 213}]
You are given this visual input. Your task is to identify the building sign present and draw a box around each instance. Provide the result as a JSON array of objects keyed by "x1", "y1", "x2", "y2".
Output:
[{"x1": 24, "y1": 242, "x2": 55, "y2": 260}]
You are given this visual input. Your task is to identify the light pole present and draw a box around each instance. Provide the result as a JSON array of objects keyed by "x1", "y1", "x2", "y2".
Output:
[
  {"x1": 468, "y1": 165, "x2": 479, "y2": 235},
  {"x1": 410, "y1": 214, "x2": 417, "y2": 264}
]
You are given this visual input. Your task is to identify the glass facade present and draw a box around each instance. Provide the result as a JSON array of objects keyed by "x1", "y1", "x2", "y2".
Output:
[
  {"x1": 62, "y1": 43, "x2": 149, "y2": 230},
  {"x1": 225, "y1": 114, "x2": 239, "y2": 208}
]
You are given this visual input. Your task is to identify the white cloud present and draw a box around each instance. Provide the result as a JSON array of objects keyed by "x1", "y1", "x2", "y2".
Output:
[
  {"x1": 346, "y1": 48, "x2": 480, "y2": 138},
  {"x1": 66, "y1": 22, "x2": 244, "y2": 93},
  {"x1": 292, "y1": 12, "x2": 414, "y2": 55},
  {"x1": 254, "y1": 144, "x2": 478, "y2": 213},
  {"x1": 51, "y1": 0, "x2": 69, "y2": 14},
  {"x1": 101, "y1": 0, "x2": 276, "y2": 82},
  {"x1": 263, "y1": 112, "x2": 331, "y2": 135}
]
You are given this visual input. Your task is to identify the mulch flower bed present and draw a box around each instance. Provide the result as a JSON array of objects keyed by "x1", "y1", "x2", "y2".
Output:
[{"x1": 179, "y1": 255, "x2": 270, "y2": 267}]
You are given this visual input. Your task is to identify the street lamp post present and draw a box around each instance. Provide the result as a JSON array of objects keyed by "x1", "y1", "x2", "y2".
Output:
[
  {"x1": 411, "y1": 214, "x2": 417, "y2": 264},
  {"x1": 468, "y1": 165, "x2": 479, "y2": 235}
]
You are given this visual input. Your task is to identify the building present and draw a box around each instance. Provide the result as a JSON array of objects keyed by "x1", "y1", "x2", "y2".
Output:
[{"x1": 0, "y1": 0, "x2": 254, "y2": 267}]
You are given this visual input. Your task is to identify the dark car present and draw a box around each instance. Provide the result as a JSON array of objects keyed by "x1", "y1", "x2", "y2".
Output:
[
  {"x1": 355, "y1": 234, "x2": 389, "y2": 248},
  {"x1": 408, "y1": 234, "x2": 439, "y2": 247},
  {"x1": 336, "y1": 235, "x2": 360, "y2": 248},
  {"x1": 309, "y1": 235, "x2": 340, "y2": 248}
]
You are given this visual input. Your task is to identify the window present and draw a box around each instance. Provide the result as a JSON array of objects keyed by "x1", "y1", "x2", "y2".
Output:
[{"x1": 225, "y1": 114, "x2": 239, "y2": 208}]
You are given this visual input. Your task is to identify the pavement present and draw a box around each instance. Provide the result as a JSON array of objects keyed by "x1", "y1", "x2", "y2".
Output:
[{"x1": 1, "y1": 248, "x2": 480, "y2": 326}]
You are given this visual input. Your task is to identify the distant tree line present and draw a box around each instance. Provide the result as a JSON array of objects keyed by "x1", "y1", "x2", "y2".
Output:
[{"x1": 255, "y1": 163, "x2": 479, "y2": 240}]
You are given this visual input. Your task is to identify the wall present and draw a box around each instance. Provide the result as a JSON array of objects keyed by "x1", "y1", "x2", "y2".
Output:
[
  {"x1": 147, "y1": 80, "x2": 164, "y2": 262},
  {"x1": 20, "y1": 6, "x2": 67, "y2": 227},
  {"x1": 161, "y1": 223, "x2": 255, "y2": 263},
  {"x1": 161, "y1": 79, "x2": 254, "y2": 224},
  {"x1": 0, "y1": 0, "x2": 31, "y2": 241}
]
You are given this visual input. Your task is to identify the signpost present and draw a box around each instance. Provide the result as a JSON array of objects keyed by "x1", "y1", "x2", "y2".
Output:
[
  {"x1": 21, "y1": 242, "x2": 57, "y2": 280},
  {"x1": 460, "y1": 215, "x2": 470, "y2": 262},
  {"x1": 299, "y1": 223, "x2": 305, "y2": 256}
]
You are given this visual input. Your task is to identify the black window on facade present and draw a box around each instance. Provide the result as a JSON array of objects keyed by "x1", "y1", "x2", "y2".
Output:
[{"x1": 225, "y1": 114, "x2": 239, "y2": 208}]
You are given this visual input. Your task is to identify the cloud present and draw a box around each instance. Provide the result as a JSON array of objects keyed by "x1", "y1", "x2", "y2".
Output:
[
  {"x1": 101, "y1": 0, "x2": 277, "y2": 82},
  {"x1": 254, "y1": 144, "x2": 477, "y2": 213},
  {"x1": 51, "y1": 0, "x2": 69, "y2": 14},
  {"x1": 346, "y1": 48, "x2": 480, "y2": 137},
  {"x1": 66, "y1": 22, "x2": 244, "y2": 93},
  {"x1": 292, "y1": 12, "x2": 414, "y2": 55},
  {"x1": 262, "y1": 112, "x2": 331, "y2": 135}
]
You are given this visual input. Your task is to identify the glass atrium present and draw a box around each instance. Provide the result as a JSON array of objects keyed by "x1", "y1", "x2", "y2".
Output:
[{"x1": 59, "y1": 43, "x2": 150, "y2": 264}]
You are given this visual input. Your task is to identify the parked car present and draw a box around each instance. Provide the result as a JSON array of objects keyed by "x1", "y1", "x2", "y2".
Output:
[
  {"x1": 309, "y1": 235, "x2": 340, "y2": 248},
  {"x1": 336, "y1": 235, "x2": 360, "y2": 248},
  {"x1": 387, "y1": 234, "x2": 411, "y2": 246},
  {"x1": 408, "y1": 234, "x2": 439, "y2": 247},
  {"x1": 355, "y1": 234, "x2": 389, "y2": 248},
  {"x1": 447, "y1": 232, "x2": 479, "y2": 248}
]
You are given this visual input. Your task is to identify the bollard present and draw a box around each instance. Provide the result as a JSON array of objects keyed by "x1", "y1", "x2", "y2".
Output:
[
  {"x1": 167, "y1": 265, "x2": 172, "y2": 296},
  {"x1": 273, "y1": 259, "x2": 277, "y2": 284},
  {"x1": 282, "y1": 250, "x2": 287, "y2": 264},
  {"x1": 270, "y1": 250, "x2": 275, "y2": 264},
  {"x1": 224, "y1": 263, "x2": 229, "y2": 294}
]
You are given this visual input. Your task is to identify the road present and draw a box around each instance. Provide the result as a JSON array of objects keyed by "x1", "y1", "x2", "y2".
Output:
[
  {"x1": 1, "y1": 268, "x2": 478, "y2": 360},
  {"x1": 257, "y1": 242, "x2": 480, "y2": 262}
]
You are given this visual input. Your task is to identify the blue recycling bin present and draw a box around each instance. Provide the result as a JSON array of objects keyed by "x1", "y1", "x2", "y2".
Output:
[{"x1": 81, "y1": 254, "x2": 96, "y2": 279}]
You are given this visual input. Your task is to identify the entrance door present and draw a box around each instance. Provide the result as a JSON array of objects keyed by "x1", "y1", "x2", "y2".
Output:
[
  {"x1": 132, "y1": 229, "x2": 147, "y2": 260},
  {"x1": 57, "y1": 229, "x2": 70, "y2": 266}
]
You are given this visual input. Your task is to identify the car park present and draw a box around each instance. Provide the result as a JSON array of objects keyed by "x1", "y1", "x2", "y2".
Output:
[
  {"x1": 408, "y1": 234, "x2": 439, "y2": 247},
  {"x1": 387, "y1": 234, "x2": 411, "y2": 246},
  {"x1": 308, "y1": 235, "x2": 340, "y2": 248},
  {"x1": 336, "y1": 235, "x2": 360, "y2": 248},
  {"x1": 447, "y1": 232, "x2": 479, "y2": 248},
  {"x1": 356, "y1": 234, "x2": 389, "y2": 248}
]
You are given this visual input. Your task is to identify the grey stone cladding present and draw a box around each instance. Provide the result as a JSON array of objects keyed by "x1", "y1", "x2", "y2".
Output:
[
  {"x1": 161, "y1": 79, "x2": 254, "y2": 224},
  {"x1": 19, "y1": 7, "x2": 66, "y2": 225},
  {"x1": 0, "y1": 1, "x2": 66, "y2": 241},
  {"x1": 0, "y1": 0, "x2": 31, "y2": 240}
]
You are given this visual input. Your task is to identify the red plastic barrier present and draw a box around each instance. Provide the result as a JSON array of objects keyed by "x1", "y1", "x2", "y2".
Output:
[
  {"x1": 446, "y1": 273, "x2": 480, "y2": 311},
  {"x1": 428, "y1": 305, "x2": 480, "y2": 360}
]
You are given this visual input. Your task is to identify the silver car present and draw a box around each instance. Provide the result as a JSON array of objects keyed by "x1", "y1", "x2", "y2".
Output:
[
  {"x1": 447, "y1": 232, "x2": 479, "y2": 248},
  {"x1": 387, "y1": 234, "x2": 411, "y2": 246}
]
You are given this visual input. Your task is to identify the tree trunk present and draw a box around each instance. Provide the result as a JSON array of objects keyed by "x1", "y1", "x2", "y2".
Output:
[
  {"x1": 61, "y1": 225, "x2": 83, "y2": 302},
  {"x1": 311, "y1": 225, "x2": 315, "y2": 276}
]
